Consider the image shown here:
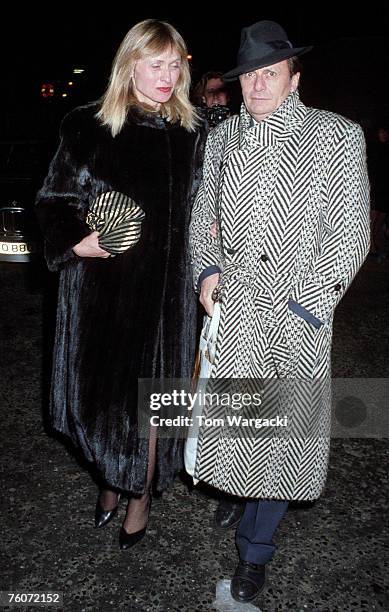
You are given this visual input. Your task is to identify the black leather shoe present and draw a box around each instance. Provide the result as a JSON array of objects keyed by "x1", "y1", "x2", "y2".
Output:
[
  {"x1": 119, "y1": 493, "x2": 151, "y2": 549},
  {"x1": 230, "y1": 560, "x2": 266, "y2": 603},
  {"x1": 94, "y1": 494, "x2": 120, "y2": 528},
  {"x1": 214, "y1": 498, "x2": 245, "y2": 529},
  {"x1": 119, "y1": 525, "x2": 146, "y2": 550}
]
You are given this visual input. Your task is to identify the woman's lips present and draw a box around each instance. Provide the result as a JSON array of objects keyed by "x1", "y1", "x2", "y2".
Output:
[{"x1": 157, "y1": 87, "x2": 172, "y2": 93}]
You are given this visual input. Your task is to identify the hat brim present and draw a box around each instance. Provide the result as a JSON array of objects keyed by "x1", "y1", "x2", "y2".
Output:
[{"x1": 222, "y1": 46, "x2": 313, "y2": 82}]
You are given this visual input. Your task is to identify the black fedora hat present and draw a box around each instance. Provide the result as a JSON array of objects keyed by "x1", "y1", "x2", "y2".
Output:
[{"x1": 223, "y1": 20, "x2": 312, "y2": 82}]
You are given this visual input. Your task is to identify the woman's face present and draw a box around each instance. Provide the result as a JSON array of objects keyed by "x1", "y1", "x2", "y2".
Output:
[{"x1": 132, "y1": 46, "x2": 181, "y2": 109}]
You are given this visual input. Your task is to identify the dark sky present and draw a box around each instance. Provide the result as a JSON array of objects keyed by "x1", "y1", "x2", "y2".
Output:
[
  {"x1": 4, "y1": 7, "x2": 389, "y2": 136},
  {"x1": 12, "y1": 9, "x2": 388, "y2": 75}
]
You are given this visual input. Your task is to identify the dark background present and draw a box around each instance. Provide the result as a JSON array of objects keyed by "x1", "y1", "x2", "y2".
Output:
[
  {"x1": 1, "y1": 7, "x2": 388, "y2": 205},
  {"x1": 4, "y1": 8, "x2": 389, "y2": 135}
]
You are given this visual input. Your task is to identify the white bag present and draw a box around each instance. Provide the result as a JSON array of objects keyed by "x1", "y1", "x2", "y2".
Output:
[{"x1": 184, "y1": 302, "x2": 221, "y2": 479}]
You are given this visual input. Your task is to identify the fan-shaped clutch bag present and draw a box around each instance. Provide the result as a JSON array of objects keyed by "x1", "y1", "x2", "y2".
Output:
[{"x1": 86, "y1": 190, "x2": 145, "y2": 255}]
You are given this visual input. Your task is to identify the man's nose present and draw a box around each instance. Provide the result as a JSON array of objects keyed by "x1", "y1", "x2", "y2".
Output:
[{"x1": 253, "y1": 73, "x2": 266, "y2": 91}]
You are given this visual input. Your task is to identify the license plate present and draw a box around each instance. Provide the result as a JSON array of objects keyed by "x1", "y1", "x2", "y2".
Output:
[{"x1": 0, "y1": 240, "x2": 40, "y2": 254}]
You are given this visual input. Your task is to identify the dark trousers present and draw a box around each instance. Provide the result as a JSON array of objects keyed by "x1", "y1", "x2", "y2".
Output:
[{"x1": 236, "y1": 499, "x2": 289, "y2": 565}]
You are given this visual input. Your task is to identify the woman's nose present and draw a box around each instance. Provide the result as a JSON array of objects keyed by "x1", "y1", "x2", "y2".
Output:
[{"x1": 160, "y1": 68, "x2": 172, "y2": 83}]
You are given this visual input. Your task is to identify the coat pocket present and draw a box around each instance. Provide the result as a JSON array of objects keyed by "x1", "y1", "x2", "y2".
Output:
[
  {"x1": 287, "y1": 299, "x2": 323, "y2": 329},
  {"x1": 284, "y1": 307, "x2": 332, "y2": 377}
]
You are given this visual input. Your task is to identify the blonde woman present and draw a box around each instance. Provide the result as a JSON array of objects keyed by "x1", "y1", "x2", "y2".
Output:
[{"x1": 36, "y1": 19, "x2": 206, "y2": 549}]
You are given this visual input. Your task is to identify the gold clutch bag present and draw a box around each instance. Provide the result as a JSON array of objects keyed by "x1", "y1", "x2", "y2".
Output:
[{"x1": 86, "y1": 190, "x2": 145, "y2": 255}]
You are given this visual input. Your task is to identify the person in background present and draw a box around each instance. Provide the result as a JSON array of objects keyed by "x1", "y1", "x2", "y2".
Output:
[
  {"x1": 192, "y1": 70, "x2": 231, "y2": 128},
  {"x1": 192, "y1": 70, "x2": 230, "y2": 108}
]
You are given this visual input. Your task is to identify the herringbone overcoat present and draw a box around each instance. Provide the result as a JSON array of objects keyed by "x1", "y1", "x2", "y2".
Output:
[{"x1": 189, "y1": 91, "x2": 370, "y2": 500}]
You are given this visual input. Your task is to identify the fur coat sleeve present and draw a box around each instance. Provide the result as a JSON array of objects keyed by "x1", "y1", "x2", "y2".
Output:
[{"x1": 35, "y1": 111, "x2": 92, "y2": 271}]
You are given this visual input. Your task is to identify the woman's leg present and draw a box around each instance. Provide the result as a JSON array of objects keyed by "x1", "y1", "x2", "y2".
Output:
[
  {"x1": 98, "y1": 488, "x2": 120, "y2": 511},
  {"x1": 122, "y1": 426, "x2": 157, "y2": 534}
]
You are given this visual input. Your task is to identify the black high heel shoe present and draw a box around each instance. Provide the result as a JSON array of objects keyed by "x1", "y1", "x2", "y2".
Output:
[
  {"x1": 119, "y1": 525, "x2": 147, "y2": 550},
  {"x1": 94, "y1": 493, "x2": 121, "y2": 528},
  {"x1": 119, "y1": 494, "x2": 151, "y2": 549}
]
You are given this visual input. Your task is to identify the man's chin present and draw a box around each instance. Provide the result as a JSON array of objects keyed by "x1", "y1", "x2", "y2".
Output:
[{"x1": 246, "y1": 105, "x2": 272, "y2": 121}]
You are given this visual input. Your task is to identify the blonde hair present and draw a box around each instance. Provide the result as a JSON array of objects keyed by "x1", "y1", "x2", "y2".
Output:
[{"x1": 96, "y1": 19, "x2": 200, "y2": 136}]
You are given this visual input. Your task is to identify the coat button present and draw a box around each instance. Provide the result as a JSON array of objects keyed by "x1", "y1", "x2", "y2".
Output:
[
  {"x1": 260, "y1": 254, "x2": 269, "y2": 262},
  {"x1": 334, "y1": 283, "x2": 342, "y2": 292},
  {"x1": 226, "y1": 247, "x2": 236, "y2": 255}
]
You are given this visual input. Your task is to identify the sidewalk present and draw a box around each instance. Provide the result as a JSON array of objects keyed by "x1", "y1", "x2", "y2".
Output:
[{"x1": 1, "y1": 259, "x2": 388, "y2": 611}]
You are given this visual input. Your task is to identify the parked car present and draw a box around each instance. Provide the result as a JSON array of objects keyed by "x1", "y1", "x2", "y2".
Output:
[
  {"x1": 0, "y1": 203, "x2": 41, "y2": 262},
  {"x1": 0, "y1": 140, "x2": 48, "y2": 262}
]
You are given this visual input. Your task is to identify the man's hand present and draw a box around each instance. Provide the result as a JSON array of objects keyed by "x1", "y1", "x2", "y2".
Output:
[
  {"x1": 72, "y1": 231, "x2": 111, "y2": 258},
  {"x1": 200, "y1": 272, "x2": 220, "y2": 316},
  {"x1": 209, "y1": 221, "x2": 218, "y2": 239}
]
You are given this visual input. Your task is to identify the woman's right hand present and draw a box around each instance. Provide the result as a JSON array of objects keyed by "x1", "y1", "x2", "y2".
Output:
[{"x1": 72, "y1": 231, "x2": 111, "y2": 258}]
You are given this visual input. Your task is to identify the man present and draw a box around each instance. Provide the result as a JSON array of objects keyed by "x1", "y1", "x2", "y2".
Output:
[{"x1": 189, "y1": 20, "x2": 370, "y2": 603}]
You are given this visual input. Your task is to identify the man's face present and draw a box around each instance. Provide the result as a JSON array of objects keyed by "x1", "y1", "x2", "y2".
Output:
[
  {"x1": 239, "y1": 60, "x2": 300, "y2": 122},
  {"x1": 202, "y1": 78, "x2": 229, "y2": 107}
]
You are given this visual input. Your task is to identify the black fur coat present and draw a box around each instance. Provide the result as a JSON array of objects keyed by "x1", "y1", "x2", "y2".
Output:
[{"x1": 36, "y1": 103, "x2": 207, "y2": 493}]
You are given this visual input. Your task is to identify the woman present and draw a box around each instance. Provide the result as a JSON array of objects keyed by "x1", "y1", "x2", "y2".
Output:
[{"x1": 36, "y1": 19, "x2": 206, "y2": 549}]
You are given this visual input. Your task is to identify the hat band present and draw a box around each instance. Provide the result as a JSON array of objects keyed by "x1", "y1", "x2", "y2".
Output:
[{"x1": 237, "y1": 39, "x2": 293, "y2": 63}]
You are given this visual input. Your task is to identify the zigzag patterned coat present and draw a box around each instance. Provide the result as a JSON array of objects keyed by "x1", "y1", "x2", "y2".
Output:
[{"x1": 189, "y1": 91, "x2": 370, "y2": 501}]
